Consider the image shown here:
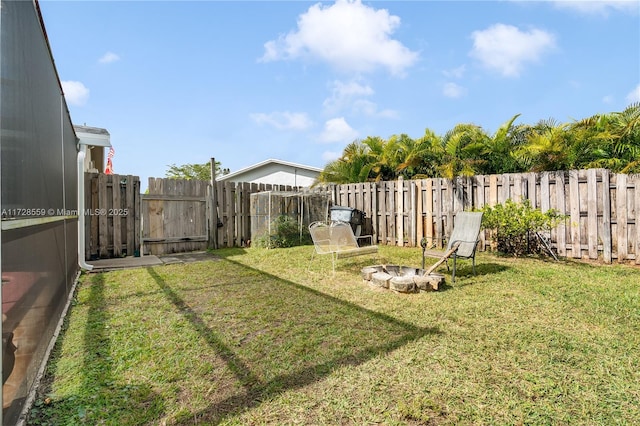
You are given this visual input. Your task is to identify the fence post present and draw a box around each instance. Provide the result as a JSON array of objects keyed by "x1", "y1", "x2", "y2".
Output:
[{"x1": 209, "y1": 158, "x2": 218, "y2": 250}]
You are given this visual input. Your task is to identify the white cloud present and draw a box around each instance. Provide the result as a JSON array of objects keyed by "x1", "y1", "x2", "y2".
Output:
[
  {"x1": 627, "y1": 84, "x2": 640, "y2": 103},
  {"x1": 442, "y1": 64, "x2": 466, "y2": 79},
  {"x1": 351, "y1": 99, "x2": 399, "y2": 118},
  {"x1": 61, "y1": 81, "x2": 90, "y2": 106},
  {"x1": 323, "y1": 79, "x2": 398, "y2": 118},
  {"x1": 322, "y1": 151, "x2": 342, "y2": 162},
  {"x1": 602, "y1": 95, "x2": 614, "y2": 104},
  {"x1": 551, "y1": 1, "x2": 638, "y2": 16},
  {"x1": 259, "y1": 0, "x2": 418, "y2": 76},
  {"x1": 99, "y1": 51, "x2": 120, "y2": 64},
  {"x1": 319, "y1": 117, "x2": 358, "y2": 143},
  {"x1": 323, "y1": 80, "x2": 374, "y2": 112},
  {"x1": 443, "y1": 82, "x2": 467, "y2": 99},
  {"x1": 250, "y1": 111, "x2": 313, "y2": 130},
  {"x1": 470, "y1": 24, "x2": 556, "y2": 77}
]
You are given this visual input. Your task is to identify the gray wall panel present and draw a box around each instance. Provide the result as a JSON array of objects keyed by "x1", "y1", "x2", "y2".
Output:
[{"x1": 1, "y1": 1, "x2": 80, "y2": 423}]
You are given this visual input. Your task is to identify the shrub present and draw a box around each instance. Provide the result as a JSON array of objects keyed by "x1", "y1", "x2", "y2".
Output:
[
  {"x1": 481, "y1": 199, "x2": 566, "y2": 257},
  {"x1": 254, "y1": 215, "x2": 311, "y2": 249}
]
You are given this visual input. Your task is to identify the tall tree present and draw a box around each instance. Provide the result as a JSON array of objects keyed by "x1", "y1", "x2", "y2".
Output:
[{"x1": 165, "y1": 161, "x2": 229, "y2": 180}]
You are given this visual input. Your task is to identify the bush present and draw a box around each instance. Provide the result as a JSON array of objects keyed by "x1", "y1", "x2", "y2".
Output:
[
  {"x1": 481, "y1": 199, "x2": 566, "y2": 257},
  {"x1": 254, "y1": 215, "x2": 311, "y2": 249}
]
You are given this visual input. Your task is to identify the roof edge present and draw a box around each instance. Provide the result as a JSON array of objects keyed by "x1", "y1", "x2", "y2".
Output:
[{"x1": 217, "y1": 159, "x2": 322, "y2": 181}]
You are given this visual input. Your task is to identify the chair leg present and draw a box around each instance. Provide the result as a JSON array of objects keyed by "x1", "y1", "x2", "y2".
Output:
[
  {"x1": 472, "y1": 256, "x2": 476, "y2": 275},
  {"x1": 452, "y1": 254, "x2": 457, "y2": 283},
  {"x1": 308, "y1": 250, "x2": 316, "y2": 272},
  {"x1": 331, "y1": 252, "x2": 336, "y2": 275}
]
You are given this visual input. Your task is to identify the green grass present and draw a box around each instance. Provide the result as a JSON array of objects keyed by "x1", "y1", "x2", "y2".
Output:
[{"x1": 28, "y1": 246, "x2": 640, "y2": 425}]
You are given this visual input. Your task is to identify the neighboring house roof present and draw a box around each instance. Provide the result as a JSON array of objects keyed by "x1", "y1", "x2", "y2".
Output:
[{"x1": 216, "y1": 158, "x2": 322, "y2": 186}]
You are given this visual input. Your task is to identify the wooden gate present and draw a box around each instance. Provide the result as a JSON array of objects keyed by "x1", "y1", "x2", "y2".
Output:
[
  {"x1": 85, "y1": 172, "x2": 141, "y2": 259},
  {"x1": 141, "y1": 178, "x2": 210, "y2": 255}
]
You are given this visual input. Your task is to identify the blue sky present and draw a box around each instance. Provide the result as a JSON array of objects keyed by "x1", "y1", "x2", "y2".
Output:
[{"x1": 39, "y1": 0, "x2": 639, "y2": 188}]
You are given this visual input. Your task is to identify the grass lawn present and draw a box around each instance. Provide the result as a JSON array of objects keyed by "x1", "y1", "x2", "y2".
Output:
[{"x1": 28, "y1": 245, "x2": 640, "y2": 425}]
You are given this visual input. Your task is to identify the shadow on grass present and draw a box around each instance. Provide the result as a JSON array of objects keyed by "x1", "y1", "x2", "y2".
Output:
[
  {"x1": 457, "y1": 261, "x2": 510, "y2": 279},
  {"x1": 27, "y1": 274, "x2": 165, "y2": 425},
  {"x1": 146, "y1": 260, "x2": 440, "y2": 425}
]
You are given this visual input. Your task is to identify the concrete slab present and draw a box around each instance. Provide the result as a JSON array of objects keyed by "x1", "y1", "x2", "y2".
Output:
[
  {"x1": 88, "y1": 256, "x2": 163, "y2": 272},
  {"x1": 87, "y1": 251, "x2": 219, "y2": 272},
  {"x1": 158, "y1": 251, "x2": 219, "y2": 264}
]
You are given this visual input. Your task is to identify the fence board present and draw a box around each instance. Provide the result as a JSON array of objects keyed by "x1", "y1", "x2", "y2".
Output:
[
  {"x1": 489, "y1": 175, "x2": 498, "y2": 207},
  {"x1": 416, "y1": 180, "x2": 423, "y2": 245},
  {"x1": 587, "y1": 169, "x2": 598, "y2": 259},
  {"x1": 635, "y1": 176, "x2": 640, "y2": 264},
  {"x1": 617, "y1": 174, "x2": 628, "y2": 261},
  {"x1": 112, "y1": 176, "x2": 122, "y2": 257},
  {"x1": 126, "y1": 175, "x2": 135, "y2": 256},
  {"x1": 424, "y1": 179, "x2": 434, "y2": 246},
  {"x1": 554, "y1": 171, "x2": 566, "y2": 257},
  {"x1": 371, "y1": 182, "x2": 378, "y2": 242},
  {"x1": 601, "y1": 170, "x2": 612, "y2": 262},
  {"x1": 85, "y1": 173, "x2": 140, "y2": 259},
  {"x1": 569, "y1": 170, "x2": 581, "y2": 258},
  {"x1": 527, "y1": 172, "x2": 537, "y2": 208},
  {"x1": 475, "y1": 175, "x2": 486, "y2": 249}
]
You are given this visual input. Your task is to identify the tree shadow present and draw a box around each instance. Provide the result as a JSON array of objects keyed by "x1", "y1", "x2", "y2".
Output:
[
  {"x1": 27, "y1": 273, "x2": 165, "y2": 425},
  {"x1": 146, "y1": 260, "x2": 440, "y2": 425}
]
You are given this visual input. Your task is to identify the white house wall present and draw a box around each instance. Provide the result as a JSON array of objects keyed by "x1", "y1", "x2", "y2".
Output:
[{"x1": 224, "y1": 163, "x2": 319, "y2": 187}]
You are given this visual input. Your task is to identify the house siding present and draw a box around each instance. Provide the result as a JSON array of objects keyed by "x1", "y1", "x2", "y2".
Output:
[{"x1": 221, "y1": 163, "x2": 320, "y2": 187}]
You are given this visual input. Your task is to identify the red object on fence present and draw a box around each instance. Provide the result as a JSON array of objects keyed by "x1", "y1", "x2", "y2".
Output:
[{"x1": 105, "y1": 146, "x2": 114, "y2": 174}]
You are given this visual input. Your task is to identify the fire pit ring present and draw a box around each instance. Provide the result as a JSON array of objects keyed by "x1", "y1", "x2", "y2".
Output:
[{"x1": 361, "y1": 265, "x2": 445, "y2": 293}]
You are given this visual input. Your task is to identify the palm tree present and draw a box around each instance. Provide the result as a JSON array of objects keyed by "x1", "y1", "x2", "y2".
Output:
[
  {"x1": 568, "y1": 103, "x2": 640, "y2": 172},
  {"x1": 480, "y1": 114, "x2": 529, "y2": 174},
  {"x1": 515, "y1": 119, "x2": 572, "y2": 172},
  {"x1": 603, "y1": 102, "x2": 640, "y2": 173},
  {"x1": 361, "y1": 136, "x2": 396, "y2": 181},
  {"x1": 394, "y1": 132, "x2": 438, "y2": 179},
  {"x1": 315, "y1": 140, "x2": 374, "y2": 184},
  {"x1": 433, "y1": 123, "x2": 486, "y2": 179}
]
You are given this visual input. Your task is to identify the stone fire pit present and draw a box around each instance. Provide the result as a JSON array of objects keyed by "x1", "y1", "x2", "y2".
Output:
[{"x1": 361, "y1": 265, "x2": 445, "y2": 293}]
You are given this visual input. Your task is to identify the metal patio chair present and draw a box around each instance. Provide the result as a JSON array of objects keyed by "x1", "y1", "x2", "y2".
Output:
[{"x1": 423, "y1": 211, "x2": 483, "y2": 282}]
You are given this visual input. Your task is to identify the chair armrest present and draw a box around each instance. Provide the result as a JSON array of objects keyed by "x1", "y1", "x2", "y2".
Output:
[
  {"x1": 356, "y1": 234, "x2": 374, "y2": 246},
  {"x1": 449, "y1": 238, "x2": 480, "y2": 257}
]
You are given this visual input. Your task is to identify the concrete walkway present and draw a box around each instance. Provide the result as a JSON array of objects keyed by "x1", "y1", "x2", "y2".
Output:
[{"x1": 87, "y1": 251, "x2": 219, "y2": 272}]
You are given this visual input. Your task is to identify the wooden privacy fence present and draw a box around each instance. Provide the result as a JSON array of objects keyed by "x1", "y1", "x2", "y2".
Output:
[
  {"x1": 319, "y1": 169, "x2": 640, "y2": 264},
  {"x1": 89, "y1": 169, "x2": 639, "y2": 264},
  {"x1": 212, "y1": 180, "x2": 302, "y2": 248},
  {"x1": 141, "y1": 177, "x2": 301, "y2": 255},
  {"x1": 142, "y1": 178, "x2": 209, "y2": 255},
  {"x1": 85, "y1": 172, "x2": 141, "y2": 259}
]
